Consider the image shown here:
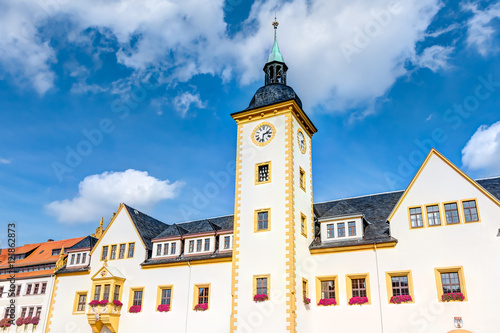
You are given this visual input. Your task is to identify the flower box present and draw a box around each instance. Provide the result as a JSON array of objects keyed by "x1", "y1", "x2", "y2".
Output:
[
  {"x1": 442, "y1": 292, "x2": 465, "y2": 302},
  {"x1": 253, "y1": 294, "x2": 268, "y2": 302},
  {"x1": 0, "y1": 318, "x2": 12, "y2": 328},
  {"x1": 303, "y1": 297, "x2": 311, "y2": 305},
  {"x1": 23, "y1": 316, "x2": 32, "y2": 326},
  {"x1": 15, "y1": 317, "x2": 24, "y2": 326},
  {"x1": 390, "y1": 295, "x2": 412, "y2": 304},
  {"x1": 194, "y1": 303, "x2": 208, "y2": 311},
  {"x1": 98, "y1": 300, "x2": 110, "y2": 306},
  {"x1": 129, "y1": 305, "x2": 142, "y2": 313},
  {"x1": 317, "y1": 298, "x2": 337, "y2": 306},
  {"x1": 157, "y1": 304, "x2": 170, "y2": 312},
  {"x1": 112, "y1": 300, "x2": 123, "y2": 307},
  {"x1": 88, "y1": 300, "x2": 100, "y2": 307},
  {"x1": 349, "y1": 296, "x2": 369, "y2": 305}
]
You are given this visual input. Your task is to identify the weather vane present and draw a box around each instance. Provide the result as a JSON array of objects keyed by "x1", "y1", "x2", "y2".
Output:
[{"x1": 272, "y1": 13, "x2": 279, "y2": 30}]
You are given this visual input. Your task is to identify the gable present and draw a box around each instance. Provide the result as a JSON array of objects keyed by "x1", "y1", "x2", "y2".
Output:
[{"x1": 388, "y1": 149, "x2": 500, "y2": 223}]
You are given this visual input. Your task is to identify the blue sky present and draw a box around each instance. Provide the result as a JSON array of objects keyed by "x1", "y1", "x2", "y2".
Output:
[{"x1": 1, "y1": 0, "x2": 500, "y2": 245}]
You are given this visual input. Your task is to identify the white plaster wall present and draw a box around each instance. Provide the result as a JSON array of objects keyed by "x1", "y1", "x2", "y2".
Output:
[
  {"x1": 0, "y1": 276, "x2": 53, "y2": 333},
  {"x1": 235, "y1": 114, "x2": 289, "y2": 332},
  {"x1": 378, "y1": 153, "x2": 500, "y2": 333}
]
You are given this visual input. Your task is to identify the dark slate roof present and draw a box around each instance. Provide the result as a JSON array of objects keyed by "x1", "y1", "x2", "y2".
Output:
[
  {"x1": 244, "y1": 84, "x2": 302, "y2": 111},
  {"x1": 124, "y1": 204, "x2": 169, "y2": 250},
  {"x1": 142, "y1": 251, "x2": 232, "y2": 267},
  {"x1": 69, "y1": 236, "x2": 98, "y2": 250},
  {"x1": 154, "y1": 215, "x2": 234, "y2": 240},
  {"x1": 56, "y1": 265, "x2": 90, "y2": 274},
  {"x1": 476, "y1": 177, "x2": 500, "y2": 201}
]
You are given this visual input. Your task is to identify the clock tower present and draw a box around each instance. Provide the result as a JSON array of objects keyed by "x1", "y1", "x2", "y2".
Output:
[{"x1": 230, "y1": 18, "x2": 318, "y2": 333}]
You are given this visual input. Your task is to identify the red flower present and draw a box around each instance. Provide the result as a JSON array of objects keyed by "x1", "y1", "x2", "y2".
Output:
[
  {"x1": 112, "y1": 300, "x2": 123, "y2": 307},
  {"x1": 23, "y1": 316, "x2": 32, "y2": 325},
  {"x1": 15, "y1": 317, "x2": 24, "y2": 326},
  {"x1": 317, "y1": 298, "x2": 337, "y2": 306},
  {"x1": 253, "y1": 294, "x2": 269, "y2": 302},
  {"x1": 194, "y1": 303, "x2": 208, "y2": 311},
  {"x1": 98, "y1": 300, "x2": 110, "y2": 306},
  {"x1": 441, "y1": 292, "x2": 465, "y2": 302},
  {"x1": 390, "y1": 295, "x2": 413, "y2": 304},
  {"x1": 349, "y1": 296, "x2": 369, "y2": 305},
  {"x1": 31, "y1": 317, "x2": 40, "y2": 325},
  {"x1": 157, "y1": 304, "x2": 170, "y2": 312},
  {"x1": 88, "y1": 300, "x2": 99, "y2": 306},
  {"x1": 129, "y1": 305, "x2": 142, "y2": 313}
]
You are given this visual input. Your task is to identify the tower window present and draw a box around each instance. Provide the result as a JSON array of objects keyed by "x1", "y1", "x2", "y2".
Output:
[
  {"x1": 255, "y1": 162, "x2": 271, "y2": 184},
  {"x1": 301, "y1": 213, "x2": 307, "y2": 237},
  {"x1": 255, "y1": 209, "x2": 271, "y2": 232}
]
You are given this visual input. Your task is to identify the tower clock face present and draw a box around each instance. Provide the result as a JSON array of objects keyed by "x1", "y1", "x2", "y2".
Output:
[
  {"x1": 297, "y1": 129, "x2": 306, "y2": 153},
  {"x1": 251, "y1": 122, "x2": 276, "y2": 146}
]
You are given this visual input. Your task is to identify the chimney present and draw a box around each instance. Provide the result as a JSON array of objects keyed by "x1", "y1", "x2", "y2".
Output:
[{"x1": 47, "y1": 239, "x2": 54, "y2": 242}]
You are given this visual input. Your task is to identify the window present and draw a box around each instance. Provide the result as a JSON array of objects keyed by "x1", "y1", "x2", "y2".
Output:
[
  {"x1": 110, "y1": 245, "x2": 117, "y2": 260},
  {"x1": 302, "y1": 278, "x2": 309, "y2": 303},
  {"x1": 82, "y1": 253, "x2": 87, "y2": 263},
  {"x1": 28, "y1": 307, "x2": 34, "y2": 317},
  {"x1": 409, "y1": 207, "x2": 423, "y2": 228},
  {"x1": 224, "y1": 236, "x2": 231, "y2": 249},
  {"x1": 74, "y1": 292, "x2": 87, "y2": 313},
  {"x1": 204, "y1": 238, "x2": 210, "y2": 251},
  {"x1": 35, "y1": 307, "x2": 41, "y2": 318},
  {"x1": 113, "y1": 285, "x2": 121, "y2": 301},
  {"x1": 196, "y1": 239, "x2": 202, "y2": 252},
  {"x1": 385, "y1": 270, "x2": 415, "y2": 304},
  {"x1": 127, "y1": 243, "x2": 135, "y2": 258},
  {"x1": 41, "y1": 283, "x2": 47, "y2": 294},
  {"x1": 462, "y1": 200, "x2": 479, "y2": 222},
  {"x1": 156, "y1": 244, "x2": 162, "y2": 256},
  {"x1": 253, "y1": 275, "x2": 271, "y2": 299},
  {"x1": 0, "y1": 287, "x2": 3, "y2": 298},
  {"x1": 171, "y1": 243, "x2": 176, "y2": 255},
  {"x1": 315, "y1": 276, "x2": 338, "y2": 304},
  {"x1": 301, "y1": 214, "x2": 307, "y2": 237},
  {"x1": 16, "y1": 285, "x2": 21, "y2": 296},
  {"x1": 162, "y1": 243, "x2": 169, "y2": 256},
  {"x1": 255, "y1": 209, "x2": 270, "y2": 232},
  {"x1": 188, "y1": 240, "x2": 194, "y2": 253},
  {"x1": 103, "y1": 284, "x2": 110, "y2": 301},
  {"x1": 101, "y1": 246, "x2": 109, "y2": 261},
  {"x1": 70, "y1": 254, "x2": 75, "y2": 265},
  {"x1": 194, "y1": 284, "x2": 210, "y2": 309},
  {"x1": 426, "y1": 205, "x2": 441, "y2": 226},
  {"x1": 434, "y1": 266, "x2": 467, "y2": 302},
  {"x1": 299, "y1": 167, "x2": 306, "y2": 191},
  {"x1": 255, "y1": 162, "x2": 271, "y2": 184},
  {"x1": 256, "y1": 278, "x2": 268, "y2": 295},
  {"x1": 444, "y1": 202, "x2": 460, "y2": 224},
  {"x1": 21, "y1": 308, "x2": 26, "y2": 318},
  {"x1": 34, "y1": 284, "x2": 39, "y2": 294},
  {"x1": 161, "y1": 288, "x2": 172, "y2": 305},
  {"x1": 26, "y1": 284, "x2": 32, "y2": 295},
  {"x1": 76, "y1": 253, "x2": 81, "y2": 265},
  {"x1": 93, "y1": 285, "x2": 101, "y2": 301},
  {"x1": 119, "y1": 244, "x2": 126, "y2": 259},
  {"x1": 327, "y1": 224, "x2": 334, "y2": 238},
  {"x1": 348, "y1": 221, "x2": 356, "y2": 236},
  {"x1": 133, "y1": 291, "x2": 143, "y2": 306},
  {"x1": 156, "y1": 285, "x2": 173, "y2": 311},
  {"x1": 337, "y1": 223, "x2": 345, "y2": 237}
]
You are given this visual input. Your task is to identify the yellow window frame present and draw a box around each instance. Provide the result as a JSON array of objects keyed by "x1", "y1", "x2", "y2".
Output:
[
  {"x1": 100, "y1": 245, "x2": 109, "y2": 261},
  {"x1": 156, "y1": 285, "x2": 174, "y2": 311},
  {"x1": 407, "y1": 206, "x2": 424, "y2": 229},
  {"x1": 315, "y1": 275, "x2": 339, "y2": 306},
  {"x1": 72, "y1": 291, "x2": 88, "y2": 315},
  {"x1": 385, "y1": 270, "x2": 415, "y2": 304},
  {"x1": 253, "y1": 274, "x2": 271, "y2": 300},
  {"x1": 127, "y1": 242, "x2": 136, "y2": 258},
  {"x1": 128, "y1": 287, "x2": 145, "y2": 312},
  {"x1": 434, "y1": 266, "x2": 467, "y2": 302},
  {"x1": 302, "y1": 278, "x2": 309, "y2": 303},
  {"x1": 193, "y1": 284, "x2": 211, "y2": 310},
  {"x1": 442, "y1": 201, "x2": 462, "y2": 225},
  {"x1": 299, "y1": 167, "x2": 306, "y2": 191},
  {"x1": 300, "y1": 213, "x2": 307, "y2": 238},
  {"x1": 346, "y1": 273, "x2": 371, "y2": 305},
  {"x1": 424, "y1": 203, "x2": 443, "y2": 227},
  {"x1": 460, "y1": 198, "x2": 481, "y2": 223},
  {"x1": 254, "y1": 208, "x2": 271, "y2": 233},
  {"x1": 255, "y1": 161, "x2": 272, "y2": 185}
]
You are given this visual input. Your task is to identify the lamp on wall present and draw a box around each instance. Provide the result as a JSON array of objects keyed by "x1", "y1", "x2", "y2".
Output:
[{"x1": 454, "y1": 317, "x2": 463, "y2": 328}]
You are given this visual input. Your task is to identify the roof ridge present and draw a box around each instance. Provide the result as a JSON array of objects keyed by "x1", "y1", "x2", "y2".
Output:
[
  {"x1": 175, "y1": 214, "x2": 233, "y2": 225},
  {"x1": 313, "y1": 190, "x2": 404, "y2": 205},
  {"x1": 475, "y1": 175, "x2": 500, "y2": 181}
]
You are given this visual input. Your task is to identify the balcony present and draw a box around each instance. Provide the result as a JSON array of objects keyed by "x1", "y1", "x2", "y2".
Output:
[{"x1": 87, "y1": 303, "x2": 122, "y2": 333}]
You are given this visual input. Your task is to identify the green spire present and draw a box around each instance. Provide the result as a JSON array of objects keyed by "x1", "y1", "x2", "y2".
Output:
[{"x1": 266, "y1": 17, "x2": 285, "y2": 64}]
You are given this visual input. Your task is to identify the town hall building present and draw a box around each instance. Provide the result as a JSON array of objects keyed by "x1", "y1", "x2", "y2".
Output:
[{"x1": 2, "y1": 20, "x2": 500, "y2": 333}]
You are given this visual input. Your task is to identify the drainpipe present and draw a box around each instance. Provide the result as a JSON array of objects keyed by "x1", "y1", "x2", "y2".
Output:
[
  {"x1": 374, "y1": 243, "x2": 384, "y2": 333},
  {"x1": 185, "y1": 261, "x2": 192, "y2": 333}
]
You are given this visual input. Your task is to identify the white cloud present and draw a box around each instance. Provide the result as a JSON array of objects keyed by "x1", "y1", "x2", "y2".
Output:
[
  {"x1": 0, "y1": 158, "x2": 11, "y2": 164},
  {"x1": 45, "y1": 169, "x2": 184, "y2": 224},
  {"x1": 0, "y1": 0, "x2": 449, "y2": 116},
  {"x1": 414, "y1": 45, "x2": 454, "y2": 72},
  {"x1": 173, "y1": 92, "x2": 206, "y2": 117},
  {"x1": 462, "y1": 121, "x2": 500, "y2": 175},
  {"x1": 463, "y1": 2, "x2": 500, "y2": 56}
]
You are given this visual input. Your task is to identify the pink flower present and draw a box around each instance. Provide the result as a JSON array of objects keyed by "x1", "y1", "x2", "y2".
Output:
[
  {"x1": 317, "y1": 298, "x2": 337, "y2": 306},
  {"x1": 157, "y1": 304, "x2": 170, "y2": 312},
  {"x1": 98, "y1": 300, "x2": 110, "y2": 306},
  {"x1": 441, "y1": 292, "x2": 465, "y2": 302},
  {"x1": 390, "y1": 295, "x2": 413, "y2": 304},
  {"x1": 253, "y1": 294, "x2": 269, "y2": 302},
  {"x1": 23, "y1": 316, "x2": 32, "y2": 325},
  {"x1": 112, "y1": 300, "x2": 123, "y2": 307},
  {"x1": 194, "y1": 303, "x2": 208, "y2": 311},
  {"x1": 349, "y1": 296, "x2": 369, "y2": 305},
  {"x1": 88, "y1": 300, "x2": 99, "y2": 306},
  {"x1": 129, "y1": 305, "x2": 142, "y2": 313},
  {"x1": 31, "y1": 317, "x2": 40, "y2": 325},
  {"x1": 15, "y1": 317, "x2": 24, "y2": 326},
  {"x1": 303, "y1": 297, "x2": 311, "y2": 305}
]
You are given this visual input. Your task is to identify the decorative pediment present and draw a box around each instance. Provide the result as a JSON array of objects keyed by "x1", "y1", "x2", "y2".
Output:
[{"x1": 91, "y1": 263, "x2": 125, "y2": 282}]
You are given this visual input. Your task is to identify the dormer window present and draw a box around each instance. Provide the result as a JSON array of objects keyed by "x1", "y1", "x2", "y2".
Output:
[
  {"x1": 348, "y1": 222, "x2": 356, "y2": 236},
  {"x1": 163, "y1": 243, "x2": 169, "y2": 256},
  {"x1": 171, "y1": 243, "x2": 176, "y2": 255},
  {"x1": 320, "y1": 216, "x2": 363, "y2": 243}
]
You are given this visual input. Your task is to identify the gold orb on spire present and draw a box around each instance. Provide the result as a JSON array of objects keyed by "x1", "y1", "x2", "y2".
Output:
[{"x1": 272, "y1": 17, "x2": 279, "y2": 29}]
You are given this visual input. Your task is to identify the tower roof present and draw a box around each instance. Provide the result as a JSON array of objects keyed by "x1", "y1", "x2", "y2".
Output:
[{"x1": 266, "y1": 18, "x2": 285, "y2": 64}]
